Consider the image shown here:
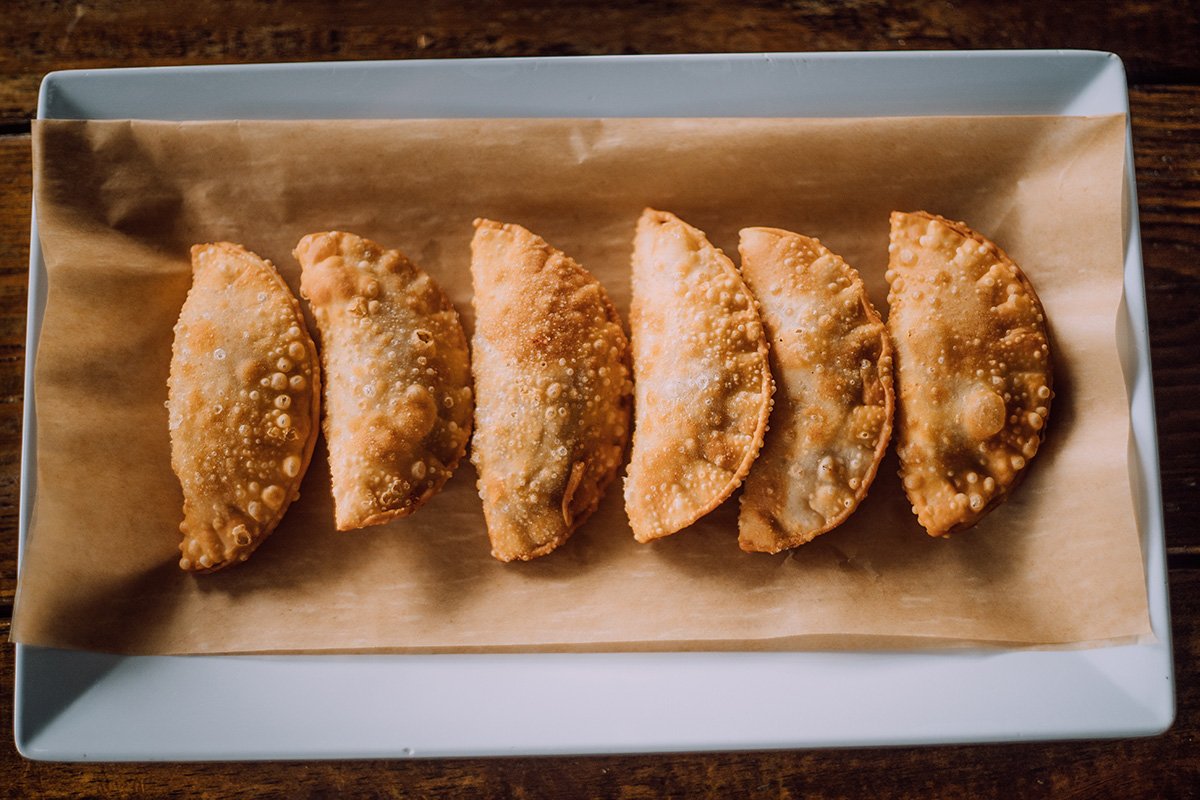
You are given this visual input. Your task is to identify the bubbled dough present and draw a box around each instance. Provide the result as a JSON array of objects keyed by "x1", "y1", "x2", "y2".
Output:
[
  {"x1": 295, "y1": 231, "x2": 473, "y2": 531},
  {"x1": 886, "y1": 211, "x2": 1054, "y2": 537},
  {"x1": 625, "y1": 209, "x2": 774, "y2": 542},
  {"x1": 737, "y1": 228, "x2": 894, "y2": 553},
  {"x1": 168, "y1": 242, "x2": 321, "y2": 572},
  {"x1": 470, "y1": 219, "x2": 632, "y2": 562}
]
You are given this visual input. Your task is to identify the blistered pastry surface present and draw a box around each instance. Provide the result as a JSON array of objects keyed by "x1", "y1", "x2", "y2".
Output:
[
  {"x1": 624, "y1": 209, "x2": 773, "y2": 542},
  {"x1": 469, "y1": 219, "x2": 631, "y2": 561},
  {"x1": 296, "y1": 231, "x2": 472, "y2": 530},
  {"x1": 737, "y1": 228, "x2": 894, "y2": 553},
  {"x1": 168, "y1": 242, "x2": 320, "y2": 571},
  {"x1": 886, "y1": 211, "x2": 1053, "y2": 537}
]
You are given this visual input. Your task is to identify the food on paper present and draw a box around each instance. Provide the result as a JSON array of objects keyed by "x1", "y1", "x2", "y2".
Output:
[
  {"x1": 886, "y1": 211, "x2": 1053, "y2": 536},
  {"x1": 295, "y1": 231, "x2": 472, "y2": 530},
  {"x1": 168, "y1": 242, "x2": 320, "y2": 571},
  {"x1": 624, "y1": 209, "x2": 773, "y2": 542},
  {"x1": 737, "y1": 227, "x2": 894, "y2": 552},
  {"x1": 469, "y1": 219, "x2": 632, "y2": 561}
]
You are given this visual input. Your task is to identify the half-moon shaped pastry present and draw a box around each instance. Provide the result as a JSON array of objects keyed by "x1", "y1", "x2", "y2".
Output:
[
  {"x1": 886, "y1": 211, "x2": 1053, "y2": 537},
  {"x1": 625, "y1": 209, "x2": 773, "y2": 542},
  {"x1": 737, "y1": 228, "x2": 894, "y2": 553},
  {"x1": 295, "y1": 231, "x2": 473, "y2": 531},
  {"x1": 470, "y1": 219, "x2": 631, "y2": 562},
  {"x1": 168, "y1": 242, "x2": 320, "y2": 572}
]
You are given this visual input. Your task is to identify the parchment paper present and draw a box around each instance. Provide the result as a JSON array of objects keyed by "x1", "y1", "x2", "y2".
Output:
[{"x1": 13, "y1": 115, "x2": 1150, "y2": 655}]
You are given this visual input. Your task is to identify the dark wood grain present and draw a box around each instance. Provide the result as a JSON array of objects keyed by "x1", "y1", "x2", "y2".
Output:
[
  {"x1": 2, "y1": 0, "x2": 1200, "y2": 124},
  {"x1": 1131, "y1": 86, "x2": 1200, "y2": 550},
  {"x1": 0, "y1": 135, "x2": 30, "y2": 639},
  {"x1": 2, "y1": 0, "x2": 1199, "y2": 796}
]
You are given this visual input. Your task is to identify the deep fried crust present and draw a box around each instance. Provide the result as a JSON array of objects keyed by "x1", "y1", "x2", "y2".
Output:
[
  {"x1": 886, "y1": 211, "x2": 1053, "y2": 537},
  {"x1": 624, "y1": 209, "x2": 774, "y2": 542},
  {"x1": 470, "y1": 219, "x2": 632, "y2": 561},
  {"x1": 737, "y1": 227, "x2": 894, "y2": 553},
  {"x1": 168, "y1": 242, "x2": 321, "y2": 572},
  {"x1": 295, "y1": 231, "x2": 473, "y2": 531}
]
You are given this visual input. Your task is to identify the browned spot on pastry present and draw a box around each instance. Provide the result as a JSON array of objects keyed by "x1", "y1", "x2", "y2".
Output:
[
  {"x1": 624, "y1": 209, "x2": 774, "y2": 543},
  {"x1": 295, "y1": 231, "x2": 472, "y2": 531},
  {"x1": 168, "y1": 242, "x2": 321, "y2": 572},
  {"x1": 470, "y1": 219, "x2": 631, "y2": 562},
  {"x1": 737, "y1": 227, "x2": 894, "y2": 553},
  {"x1": 886, "y1": 211, "x2": 1054, "y2": 536}
]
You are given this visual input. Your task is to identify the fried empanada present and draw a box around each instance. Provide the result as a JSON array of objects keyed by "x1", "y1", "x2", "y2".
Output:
[
  {"x1": 886, "y1": 211, "x2": 1053, "y2": 537},
  {"x1": 470, "y1": 219, "x2": 632, "y2": 561},
  {"x1": 295, "y1": 231, "x2": 473, "y2": 531},
  {"x1": 737, "y1": 228, "x2": 894, "y2": 553},
  {"x1": 625, "y1": 209, "x2": 773, "y2": 542},
  {"x1": 168, "y1": 242, "x2": 320, "y2": 572}
]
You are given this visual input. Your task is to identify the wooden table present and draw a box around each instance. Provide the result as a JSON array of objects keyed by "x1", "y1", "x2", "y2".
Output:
[{"x1": 2, "y1": 2, "x2": 1197, "y2": 796}]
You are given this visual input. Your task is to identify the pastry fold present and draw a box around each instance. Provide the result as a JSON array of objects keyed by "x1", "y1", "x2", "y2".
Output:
[
  {"x1": 469, "y1": 219, "x2": 632, "y2": 561},
  {"x1": 296, "y1": 231, "x2": 473, "y2": 530},
  {"x1": 624, "y1": 209, "x2": 773, "y2": 542},
  {"x1": 886, "y1": 211, "x2": 1053, "y2": 536},
  {"x1": 737, "y1": 228, "x2": 894, "y2": 552},
  {"x1": 168, "y1": 242, "x2": 321, "y2": 572}
]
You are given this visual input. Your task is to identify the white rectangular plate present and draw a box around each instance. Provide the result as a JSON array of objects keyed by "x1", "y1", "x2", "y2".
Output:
[{"x1": 17, "y1": 51, "x2": 1173, "y2": 760}]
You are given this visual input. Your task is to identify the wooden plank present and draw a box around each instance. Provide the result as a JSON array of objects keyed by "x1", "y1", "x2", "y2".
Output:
[
  {"x1": 2, "y1": 0, "x2": 1199, "y2": 124},
  {"x1": 1131, "y1": 86, "x2": 1200, "y2": 546},
  {"x1": 0, "y1": 134, "x2": 29, "y2": 635}
]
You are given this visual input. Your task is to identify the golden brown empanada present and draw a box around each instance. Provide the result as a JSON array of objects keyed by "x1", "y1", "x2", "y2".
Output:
[
  {"x1": 625, "y1": 209, "x2": 773, "y2": 542},
  {"x1": 737, "y1": 228, "x2": 894, "y2": 553},
  {"x1": 470, "y1": 219, "x2": 632, "y2": 561},
  {"x1": 168, "y1": 242, "x2": 320, "y2": 572},
  {"x1": 295, "y1": 231, "x2": 472, "y2": 531},
  {"x1": 886, "y1": 211, "x2": 1053, "y2": 537}
]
